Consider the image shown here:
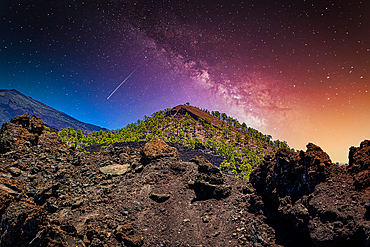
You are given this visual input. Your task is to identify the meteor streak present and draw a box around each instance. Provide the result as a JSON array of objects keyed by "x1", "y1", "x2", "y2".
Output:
[{"x1": 107, "y1": 65, "x2": 140, "y2": 100}]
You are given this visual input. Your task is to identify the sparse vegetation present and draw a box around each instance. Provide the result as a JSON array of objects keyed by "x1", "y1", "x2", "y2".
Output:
[{"x1": 58, "y1": 105, "x2": 291, "y2": 179}]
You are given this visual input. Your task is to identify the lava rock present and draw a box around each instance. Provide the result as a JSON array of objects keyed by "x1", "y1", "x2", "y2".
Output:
[
  {"x1": 29, "y1": 115, "x2": 44, "y2": 134},
  {"x1": 250, "y1": 143, "x2": 343, "y2": 209},
  {"x1": 115, "y1": 223, "x2": 144, "y2": 247},
  {"x1": 99, "y1": 164, "x2": 130, "y2": 176},
  {"x1": 149, "y1": 192, "x2": 171, "y2": 203},
  {"x1": 188, "y1": 156, "x2": 231, "y2": 200},
  {"x1": 8, "y1": 167, "x2": 21, "y2": 177},
  {"x1": 0, "y1": 202, "x2": 48, "y2": 247},
  {"x1": 348, "y1": 140, "x2": 370, "y2": 190},
  {"x1": 10, "y1": 113, "x2": 30, "y2": 128},
  {"x1": 140, "y1": 139, "x2": 178, "y2": 163},
  {"x1": 190, "y1": 156, "x2": 222, "y2": 176}
]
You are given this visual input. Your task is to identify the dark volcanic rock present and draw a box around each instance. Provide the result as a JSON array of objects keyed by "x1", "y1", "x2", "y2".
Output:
[
  {"x1": 0, "y1": 116, "x2": 259, "y2": 246},
  {"x1": 29, "y1": 115, "x2": 44, "y2": 134},
  {"x1": 188, "y1": 156, "x2": 231, "y2": 200},
  {"x1": 348, "y1": 140, "x2": 370, "y2": 190},
  {"x1": 190, "y1": 156, "x2": 223, "y2": 176},
  {"x1": 0, "y1": 189, "x2": 15, "y2": 217},
  {"x1": 0, "y1": 202, "x2": 48, "y2": 247},
  {"x1": 28, "y1": 224, "x2": 83, "y2": 247},
  {"x1": 10, "y1": 113, "x2": 30, "y2": 128},
  {"x1": 250, "y1": 141, "x2": 370, "y2": 246},
  {"x1": 250, "y1": 143, "x2": 343, "y2": 209},
  {"x1": 0, "y1": 114, "x2": 66, "y2": 154},
  {"x1": 2, "y1": 115, "x2": 370, "y2": 247},
  {"x1": 349, "y1": 140, "x2": 370, "y2": 173},
  {"x1": 149, "y1": 192, "x2": 171, "y2": 203},
  {"x1": 140, "y1": 138, "x2": 178, "y2": 164},
  {"x1": 9, "y1": 113, "x2": 44, "y2": 134},
  {"x1": 115, "y1": 223, "x2": 144, "y2": 247}
]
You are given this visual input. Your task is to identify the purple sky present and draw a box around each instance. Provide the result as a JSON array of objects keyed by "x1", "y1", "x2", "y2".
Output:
[{"x1": 1, "y1": 0, "x2": 369, "y2": 162}]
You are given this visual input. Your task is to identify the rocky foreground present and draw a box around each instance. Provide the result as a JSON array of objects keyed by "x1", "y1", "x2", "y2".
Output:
[{"x1": 0, "y1": 114, "x2": 370, "y2": 246}]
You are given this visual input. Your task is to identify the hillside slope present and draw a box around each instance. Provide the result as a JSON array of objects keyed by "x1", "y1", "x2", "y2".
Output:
[
  {"x1": 0, "y1": 89, "x2": 107, "y2": 132},
  {"x1": 59, "y1": 104, "x2": 291, "y2": 178}
]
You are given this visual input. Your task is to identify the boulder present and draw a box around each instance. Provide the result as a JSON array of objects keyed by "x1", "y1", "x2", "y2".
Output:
[
  {"x1": 190, "y1": 156, "x2": 222, "y2": 176},
  {"x1": 0, "y1": 114, "x2": 48, "y2": 153},
  {"x1": 10, "y1": 113, "x2": 30, "y2": 128},
  {"x1": 140, "y1": 139, "x2": 178, "y2": 163},
  {"x1": 149, "y1": 192, "x2": 171, "y2": 203},
  {"x1": 115, "y1": 223, "x2": 144, "y2": 247},
  {"x1": 349, "y1": 140, "x2": 370, "y2": 173},
  {"x1": 348, "y1": 140, "x2": 370, "y2": 190},
  {"x1": 0, "y1": 202, "x2": 48, "y2": 247},
  {"x1": 29, "y1": 115, "x2": 44, "y2": 134},
  {"x1": 188, "y1": 156, "x2": 231, "y2": 200},
  {"x1": 99, "y1": 164, "x2": 130, "y2": 176},
  {"x1": 189, "y1": 179, "x2": 231, "y2": 201},
  {"x1": 250, "y1": 143, "x2": 343, "y2": 209}
]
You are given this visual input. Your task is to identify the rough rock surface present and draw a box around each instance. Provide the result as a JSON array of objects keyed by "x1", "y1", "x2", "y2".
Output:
[
  {"x1": 99, "y1": 164, "x2": 130, "y2": 176},
  {"x1": 0, "y1": 114, "x2": 65, "y2": 153},
  {"x1": 0, "y1": 116, "x2": 267, "y2": 246},
  {"x1": 1, "y1": 115, "x2": 370, "y2": 247},
  {"x1": 140, "y1": 138, "x2": 178, "y2": 163},
  {"x1": 250, "y1": 141, "x2": 370, "y2": 246},
  {"x1": 348, "y1": 140, "x2": 370, "y2": 190},
  {"x1": 251, "y1": 143, "x2": 344, "y2": 209},
  {"x1": 188, "y1": 156, "x2": 232, "y2": 201}
]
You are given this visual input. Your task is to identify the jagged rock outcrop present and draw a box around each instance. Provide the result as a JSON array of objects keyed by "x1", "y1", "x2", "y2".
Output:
[
  {"x1": 188, "y1": 156, "x2": 231, "y2": 200},
  {"x1": 114, "y1": 223, "x2": 144, "y2": 247},
  {"x1": 9, "y1": 113, "x2": 44, "y2": 134},
  {"x1": 140, "y1": 138, "x2": 178, "y2": 164},
  {"x1": 0, "y1": 114, "x2": 66, "y2": 154},
  {"x1": 251, "y1": 143, "x2": 344, "y2": 209},
  {"x1": 348, "y1": 140, "x2": 370, "y2": 190},
  {"x1": 349, "y1": 140, "x2": 370, "y2": 172},
  {"x1": 1, "y1": 202, "x2": 48, "y2": 247},
  {"x1": 250, "y1": 141, "x2": 370, "y2": 246}
]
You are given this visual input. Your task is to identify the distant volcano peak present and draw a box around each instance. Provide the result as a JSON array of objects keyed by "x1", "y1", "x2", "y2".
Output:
[{"x1": 0, "y1": 89, "x2": 107, "y2": 132}]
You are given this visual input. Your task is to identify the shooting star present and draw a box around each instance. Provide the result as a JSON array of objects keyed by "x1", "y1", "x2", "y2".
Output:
[{"x1": 107, "y1": 65, "x2": 140, "y2": 100}]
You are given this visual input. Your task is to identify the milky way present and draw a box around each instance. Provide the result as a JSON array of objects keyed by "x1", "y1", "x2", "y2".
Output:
[{"x1": 1, "y1": 0, "x2": 369, "y2": 162}]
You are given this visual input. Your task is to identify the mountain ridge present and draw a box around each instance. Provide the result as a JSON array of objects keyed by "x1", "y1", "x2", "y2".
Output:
[{"x1": 0, "y1": 89, "x2": 107, "y2": 132}]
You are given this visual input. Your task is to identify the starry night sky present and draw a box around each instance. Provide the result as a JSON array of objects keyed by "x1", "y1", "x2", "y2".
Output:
[{"x1": 1, "y1": 0, "x2": 369, "y2": 163}]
